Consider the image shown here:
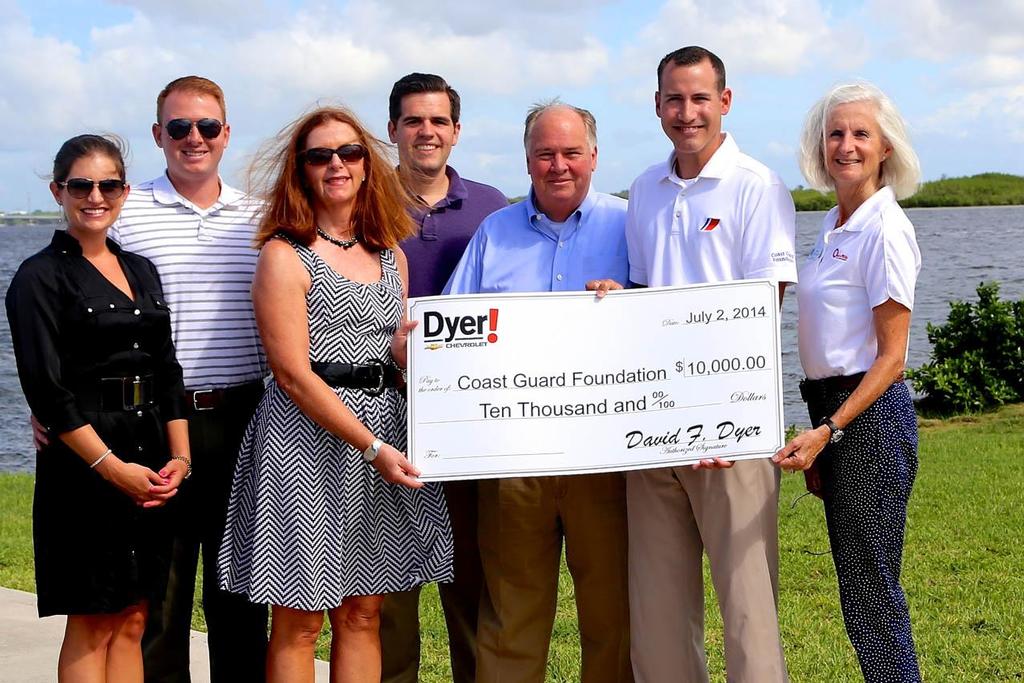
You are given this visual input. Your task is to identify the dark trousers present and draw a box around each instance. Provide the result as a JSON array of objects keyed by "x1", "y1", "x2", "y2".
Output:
[
  {"x1": 143, "y1": 384, "x2": 269, "y2": 683},
  {"x1": 380, "y1": 479, "x2": 483, "y2": 683},
  {"x1": 808, "y1": 381, "x2": 922, "y2": 683}
]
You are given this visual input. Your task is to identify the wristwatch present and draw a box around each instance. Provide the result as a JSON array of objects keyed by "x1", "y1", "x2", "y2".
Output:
[
  {"x1": 819, "y1": 417, "x2": 844, "y2": 444},
  {"x1": 362, "y1": 438, "x2": 383, "y2": 462}
]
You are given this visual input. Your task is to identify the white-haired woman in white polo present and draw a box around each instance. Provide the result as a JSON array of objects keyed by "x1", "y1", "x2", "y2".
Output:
[{"x1": 772, "y1": 82, "x2": 922, "y2": 682}]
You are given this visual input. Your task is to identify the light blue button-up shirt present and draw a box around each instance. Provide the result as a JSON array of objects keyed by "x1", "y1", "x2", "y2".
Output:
[{"x1": 443, "y1": 188, "x2": 629, "y2": 295}]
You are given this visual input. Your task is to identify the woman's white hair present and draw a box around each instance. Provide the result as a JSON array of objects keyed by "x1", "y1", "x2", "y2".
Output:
[{"x1": 798, "y1": 81, "x2": 921, "y2": 200}]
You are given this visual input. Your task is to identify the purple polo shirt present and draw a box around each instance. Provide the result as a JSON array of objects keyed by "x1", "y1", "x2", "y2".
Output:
[{"x1": 401, "y1": 166, "x2": 507, "y2": 298}]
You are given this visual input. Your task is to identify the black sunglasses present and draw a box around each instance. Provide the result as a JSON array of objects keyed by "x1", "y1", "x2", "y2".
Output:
[
  {"x1": 300, "y1": 143, "x2": 367, "y2": 166},
  {"x1": 165, "y1": 118, "x2": 224, "y2": 140},
  {"x1": 57, "y1": 178, "x2": 127, "y2": 200}
]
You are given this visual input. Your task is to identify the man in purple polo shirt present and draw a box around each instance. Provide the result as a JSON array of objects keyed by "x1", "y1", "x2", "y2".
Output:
[{"x1": 380, "y1": 72, "x2": 507, "y2": 683}]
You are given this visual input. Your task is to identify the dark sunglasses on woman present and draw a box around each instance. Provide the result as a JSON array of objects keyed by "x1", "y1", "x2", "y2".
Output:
[
  {"x1": 300, "y1": 144, "x2": 367, "y2": 166},
  {"x1": 57, "y1": 178, "x2": 127, "y2": 200},
  {"x1": 164, "y1": 118, "x2": 224, "y2": 140}
]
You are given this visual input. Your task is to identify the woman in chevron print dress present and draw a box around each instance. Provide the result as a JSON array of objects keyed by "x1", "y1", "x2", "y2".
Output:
[{"x1": 218, "y1": 107, "x2": 453, "y2": 682}]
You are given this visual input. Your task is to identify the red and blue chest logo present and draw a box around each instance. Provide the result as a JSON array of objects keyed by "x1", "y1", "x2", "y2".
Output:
[{"x1": 699, "y1": 217, "x2": 720, "y2": 232}]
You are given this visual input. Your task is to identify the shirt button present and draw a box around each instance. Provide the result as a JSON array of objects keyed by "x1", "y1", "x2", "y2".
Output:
[
  {"x1": 136, "y1": 410, "x2": 143, "y2": 417},
  {"x1": 675, "y1": 211, "x2": 681, "y2": 217},
  {"x1": 137, "y1": 445, "x2": 144, "y2": 451},
  {"x1": 87, "y1": 307, "x2": 93, "y2": 313},
  {"x1": 133, "y1": 342, "x2": 140, "y2": 349},
  {"x1": 558, "y1": 241, "x2": 565, "y2": 248},
  {"x1": 134, "y1": 309, "x2": 141, "y2": 315},
  {"x1": 556, "y1": 274, "x2": 564, "y2": 281},
  {"x1": 109, "y1": 303, "x2": 116, "y2": 309}
]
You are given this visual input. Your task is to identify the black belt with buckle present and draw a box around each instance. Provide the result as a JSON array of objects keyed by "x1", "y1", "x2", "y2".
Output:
[
  {"x1": 188, "y1": 380, "x2": 265, "y2": 412},
  {"x1": 76, "y1": 375, "x2": 156, "y2": 412},
  {"x1": 311, "y1": 361, "x2": 401, "y2": 396}
]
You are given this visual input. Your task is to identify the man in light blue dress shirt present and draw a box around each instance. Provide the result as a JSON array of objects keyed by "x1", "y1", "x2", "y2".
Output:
[{"x1": 444, "y1": 101, "x2": 633, "y2": 683}]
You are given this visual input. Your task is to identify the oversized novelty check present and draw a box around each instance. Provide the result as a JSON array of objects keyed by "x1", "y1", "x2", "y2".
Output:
[{"x1": 407, "y1": 279, "x2": 784, "y2": 481}]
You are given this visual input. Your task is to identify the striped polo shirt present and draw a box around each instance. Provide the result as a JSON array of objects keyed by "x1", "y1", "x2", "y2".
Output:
[{"x1": 110, "y1": 173, "x2": 267, "y2": 390}]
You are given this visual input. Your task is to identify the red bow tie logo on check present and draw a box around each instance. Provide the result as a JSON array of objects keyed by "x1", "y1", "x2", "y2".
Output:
[{"x1": 699, "y1": 217, "x2": 720, "y2": 231}]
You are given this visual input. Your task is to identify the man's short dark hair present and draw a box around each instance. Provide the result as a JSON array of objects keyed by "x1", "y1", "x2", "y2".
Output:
[
  {"x1": 388, "y1": 73, "x2": 461, "y2": 124},
  {"x1": 657, "y1": 46, "x2": 726, "y2": 93}
]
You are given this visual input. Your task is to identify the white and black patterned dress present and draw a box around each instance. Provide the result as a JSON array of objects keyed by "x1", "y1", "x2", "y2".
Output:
[{"x1": 217, "y1": 237, "x2": 453, "y2": 611}]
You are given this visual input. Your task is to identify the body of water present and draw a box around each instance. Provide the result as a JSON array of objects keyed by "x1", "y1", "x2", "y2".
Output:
[{"x1": 2, "y1": 206, "x2": 1023, "y2": 472}]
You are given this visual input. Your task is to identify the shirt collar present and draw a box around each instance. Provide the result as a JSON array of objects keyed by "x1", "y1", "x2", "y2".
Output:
[
  {"x1": 50, "y1": 229, "x2": 123, "y2": 255},
  {"x1": 662, "y1": 132, "x2": 739, "y2": 184},
  {"x1": 153, "y1": 171, "x2": 243, "y2": 209},
  {"x1": 525, "y1": 185, "x2": 596, "y2": 225},
  {"x1": 410, "y1": 166, "x2": 469, "y2": 240},
  {"x1": 832, "y1": 186, "x2": 895, "y2": 233},
  {"x1": 524, "y1": 187, "x2": 597, "y2": 241},
  {"x1": 440, "y1": 166, "x2": 469, "y2": 206},
  {"x1": 405, "y1": 166, "x2": 468, "y2": 212}
]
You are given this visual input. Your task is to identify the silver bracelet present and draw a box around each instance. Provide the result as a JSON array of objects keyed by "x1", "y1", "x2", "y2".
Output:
[
  {"x1": 170, "y1": 455, "x2": 192, "y2": 479},
  {"x1": 90, "y1": 448, "x2": 113, "y2": 469}
]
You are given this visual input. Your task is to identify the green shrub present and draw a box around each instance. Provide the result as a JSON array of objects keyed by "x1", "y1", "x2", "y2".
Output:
[{"x1": 908, "y1": 282, "x2": 1024, "y2": 415}]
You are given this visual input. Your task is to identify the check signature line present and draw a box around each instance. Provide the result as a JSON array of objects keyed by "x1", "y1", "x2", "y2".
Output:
[
  {"x1": 418, "y1": 402, "x2": 723, "y2": 425},
  {"x1": 444, "y1": 451, "x2": 564, "y2": 460}
]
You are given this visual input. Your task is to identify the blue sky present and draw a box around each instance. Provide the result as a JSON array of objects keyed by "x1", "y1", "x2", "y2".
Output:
[{"x1": 1, "y1": 0, "x2": 1022, "y2": 211}]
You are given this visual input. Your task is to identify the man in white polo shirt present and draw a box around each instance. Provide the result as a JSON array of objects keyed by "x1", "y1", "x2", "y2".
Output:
[
  {"x1": 111, "y1": 76, "x2": 269, "y2": 683},
  {"x1": 624, "y1": 46, "x2": 797, "y2": 683}
]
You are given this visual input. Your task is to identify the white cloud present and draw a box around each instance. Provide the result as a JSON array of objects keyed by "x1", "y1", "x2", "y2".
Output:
[
  {"x1": 873, "y1": 0, "x2": 1024, "y2": 61},
  {"x1": 950, "y1": 55, "x2": 1024, "y2": 88},
  {"x1": 616, "y1": 0, "x2": 867, "y2": 100},
  {"x1": 874, "y1": 0, "x2": 1024, "y2": 145},
  {"x1": 0, "y1": 14, "x2": 87, "y2": 141},
  {"x1": 362, "y1": 0, "x2": 612, "y2": 39}
]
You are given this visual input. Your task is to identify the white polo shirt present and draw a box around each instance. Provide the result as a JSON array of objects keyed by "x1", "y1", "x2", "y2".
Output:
[
  {"x1": 626, "y1": 133, "x2": 797, "y2": 287},
  {"x1": 110, "y1": 173, "x2": 267, "y2": 389},
  {"x1": 797, "y1": 186, "x2": 921, "y2": 379}
]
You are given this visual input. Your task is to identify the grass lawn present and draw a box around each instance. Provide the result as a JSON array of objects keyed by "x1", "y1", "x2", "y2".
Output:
[{"x1": 2, "y1": 405, "x2": 1022, "y2": 680}]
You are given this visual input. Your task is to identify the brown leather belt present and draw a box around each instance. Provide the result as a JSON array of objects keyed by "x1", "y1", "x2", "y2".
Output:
[{"x1": 187, "y1": 380, "x2": 264, "y2": 412}]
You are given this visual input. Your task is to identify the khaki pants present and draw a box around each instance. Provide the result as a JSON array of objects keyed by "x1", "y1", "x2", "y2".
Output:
[
  {"x1": 381, "y1": 480, "x2": 483, "y2": 683},
  {"x1": 476, "y1": 473, "x2": 633, "y2": 683},
  {"x1": 627, "y1": 459, "x2": 787, "y2": 683}
]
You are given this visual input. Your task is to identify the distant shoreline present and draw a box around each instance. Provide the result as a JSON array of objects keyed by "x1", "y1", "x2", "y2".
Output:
[{"x1": 6, "y1": 173, "x2": 1024, "y2": 218}]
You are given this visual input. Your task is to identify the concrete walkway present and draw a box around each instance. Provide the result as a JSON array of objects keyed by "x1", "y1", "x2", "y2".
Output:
[{"x1": 0, "y1": 587, "x2": 330, "y2": 682}]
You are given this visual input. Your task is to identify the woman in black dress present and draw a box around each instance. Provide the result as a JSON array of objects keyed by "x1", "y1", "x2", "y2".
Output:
[{"x1": 5, "y1": 135, "x2": 190, "y2": 681}]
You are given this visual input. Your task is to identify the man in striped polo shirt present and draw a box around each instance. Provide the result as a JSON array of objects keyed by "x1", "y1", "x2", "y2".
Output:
[{"x1": 110, "y1": 76, "x2": 269, "y2": 683}]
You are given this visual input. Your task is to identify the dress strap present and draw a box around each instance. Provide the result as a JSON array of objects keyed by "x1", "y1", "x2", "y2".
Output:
[
  {"x1": 378, "y1": 248, "x2": 401, "y2": 288},
  {"x1": 272, "y1": 232, "x2": 318, "y2": 277}
]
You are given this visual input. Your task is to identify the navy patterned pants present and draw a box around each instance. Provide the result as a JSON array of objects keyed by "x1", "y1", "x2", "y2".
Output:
[{"x1": 806, "y1": 380, "x2": 922, "y2": 683}]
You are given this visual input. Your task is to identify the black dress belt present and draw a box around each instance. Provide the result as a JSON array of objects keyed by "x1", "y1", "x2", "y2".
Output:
[
  {"x1": 76, "y1": 375, "x2": 156, "y2": 412},
  {"x1": 311, "y1": 361, "x2": 402, "y2": 396},
  {"x1": 799, "y1": 371, "x2": 909, "y2": 403},
  {"x1": 187, "y1": 380, "x2": 265, "y2": 412}
]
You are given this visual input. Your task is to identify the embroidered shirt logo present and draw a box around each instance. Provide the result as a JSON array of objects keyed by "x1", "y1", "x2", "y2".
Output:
[
  {"x1": 699, "y1": 218, "x2": 720, "y2": 232},
  {"x1": 831, "y1": 248, "x2": 849, "y2": 262}
]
